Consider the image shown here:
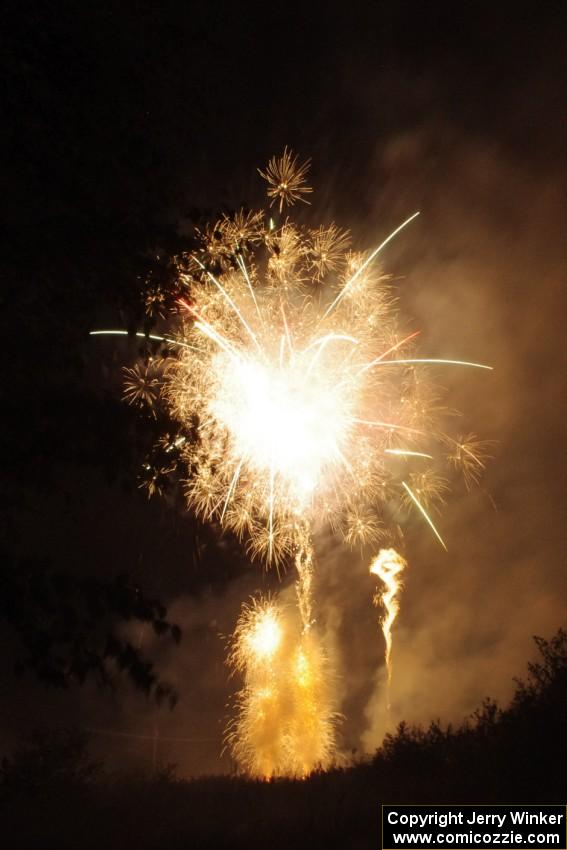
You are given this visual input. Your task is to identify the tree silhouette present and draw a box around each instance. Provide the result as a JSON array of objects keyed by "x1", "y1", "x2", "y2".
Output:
[
  {"x1": 1, "y1": 629, "x2": 566, "y2": 849},
  {"x1": 1, "y1": 553, "x2": 181, "y2": 705}
]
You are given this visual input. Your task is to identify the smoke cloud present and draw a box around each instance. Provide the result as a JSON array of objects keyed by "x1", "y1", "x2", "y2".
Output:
[
  {"x1": 4, "y1": 54, "x2": 565, "y2": 778},
  {"x1": 111, "y1": 125, "x2": 567, "y2": 770}
]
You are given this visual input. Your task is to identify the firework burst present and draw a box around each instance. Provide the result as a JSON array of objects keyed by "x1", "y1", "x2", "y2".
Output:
[
  {"x1": 158, "y1": 204, "x2": 489, "y2": 566},
  {"x1": 122, "y1": 361, "x2": 161, "y2": 412},
  {"x1": 92, "y1": 149, "x2": 492, "y2": 776},
  {"x1": 258, "y1": 146, "x2": 313, "y2": 212}
]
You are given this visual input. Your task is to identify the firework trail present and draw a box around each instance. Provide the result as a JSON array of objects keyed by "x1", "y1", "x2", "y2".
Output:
[
  {"x1": 91, "y1": 149, "x2": 492, "y2": 776},
  {"x1": 294, "y1": 520, "x2": 314, "y2": 631},
  {"x1": 370, "y1": 548, "x2": 407, "y2": 710}
]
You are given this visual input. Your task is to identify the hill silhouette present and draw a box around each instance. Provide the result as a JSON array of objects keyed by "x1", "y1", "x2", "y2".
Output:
[{"x1": 1, "y1": 628, "x2": 565, "y2": 850}]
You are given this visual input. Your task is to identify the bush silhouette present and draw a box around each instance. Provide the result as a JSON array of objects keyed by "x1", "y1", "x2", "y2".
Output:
[{"x1": 1, "y1": 629, "x2": 565, "y2": 849}]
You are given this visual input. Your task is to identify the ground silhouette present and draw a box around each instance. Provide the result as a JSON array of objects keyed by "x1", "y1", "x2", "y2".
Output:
[{"x1": 1, "y1": 629, "x2": 565, "y2": 850}]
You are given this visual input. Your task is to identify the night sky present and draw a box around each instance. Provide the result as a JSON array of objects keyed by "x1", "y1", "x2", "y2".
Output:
[{"x1": 3, "y1": 2, "x2": 567, "y2": 776}]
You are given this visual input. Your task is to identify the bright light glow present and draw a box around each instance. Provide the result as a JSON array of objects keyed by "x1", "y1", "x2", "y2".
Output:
[
  {"x1": 246, "y1": 608, "x2": 282, "y2": 661},
  {"x1": 210, "y1": 352, "x2": 351, "y2": 498}
]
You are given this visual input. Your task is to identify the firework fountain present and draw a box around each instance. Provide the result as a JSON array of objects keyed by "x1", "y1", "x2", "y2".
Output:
[
  {"x1": 370, "y1": 548, "x2": 407, "y2": 711},
  {"x1": 92, "y1": 149, "x2": 492, "y2": 777}
]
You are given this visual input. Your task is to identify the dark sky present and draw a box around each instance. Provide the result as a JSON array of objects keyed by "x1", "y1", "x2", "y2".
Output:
[{"x1": 2, "y1": 1, "x2": 567, "y2": 774}]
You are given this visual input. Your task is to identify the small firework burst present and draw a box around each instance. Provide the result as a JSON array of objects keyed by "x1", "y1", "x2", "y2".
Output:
[
  {"x1": 197, "y1": 220, "x2": 234, "y2": 271},
  {"x1": 307, "y1": 223, "x2": 351, "y2": 280},
  {"x1": 258, "y1": 147, "x2": 313, "y2": 212},
  {"x1": 122, "y1": 362, "x2": 161, "y2": 412},
  {"x1": 342, "y1": 506, "x2": 387, "y2": 549},
  {"x1": 266, "y1": 220, "x2": 305, "y2": 284},
  {"x1": 144, "y1": 284, "x2": 168, "y2": 320},
  {"x1": 401, "y1": 470, "x2": 450, "y2": 514},
  {"x1": 445, "y1": 433, "x2": 495, "y2": 489},
  {"x1": 220, "y1": 209, "x2": 265, "y2": 249}
]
